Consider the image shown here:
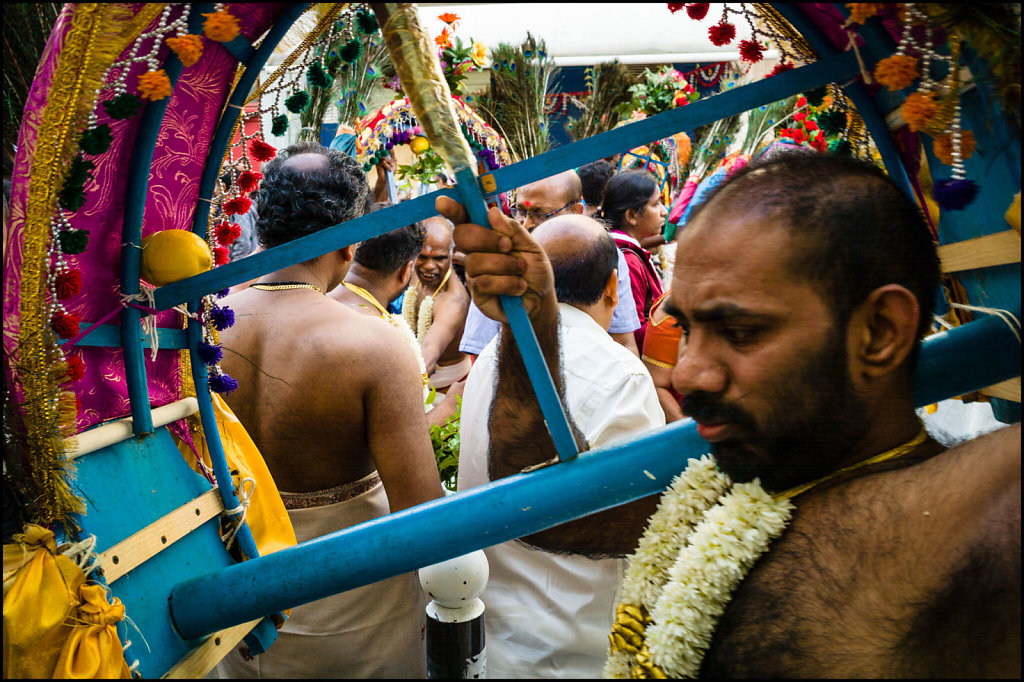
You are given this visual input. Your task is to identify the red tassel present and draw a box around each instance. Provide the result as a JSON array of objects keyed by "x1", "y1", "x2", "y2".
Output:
[
  {"x1": 62, "y1": 354, "x2": 86, "y2": 383},
  {"x1": 249, "y1": 139, "x2": 277, "y2": 162},
  {"x1": 55, "y1": 270, "x2": 83, "y2": 299},
  {"x1": 51, "y1": 310, "x2": 81, "y2": 339},
  {"x1": 223, "y1": 196, "x2": 252, "y2": 216},
  {"x1": 237, "y1": 170, "x2": 262, "y2": 193},
  {"x1": 213, "y1": 245, "x2": 231, "y2": 265}
]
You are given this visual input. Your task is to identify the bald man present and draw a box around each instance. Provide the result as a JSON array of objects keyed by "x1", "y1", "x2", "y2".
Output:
[
  {"x1": 216, "y1": 142, "x2": 442, "y2": 679},
  {"x1": 457, "y1": 214, "x2": 665, "y2": 678},
  {"x1": 459, "y1": 170, "x2": 642, "y2": 357},
  {"x1": 402, "y1": 215, "x2": 471, "y2": 393}
]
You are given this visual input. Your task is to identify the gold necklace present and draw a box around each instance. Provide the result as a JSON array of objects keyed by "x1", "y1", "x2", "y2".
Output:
[{"x1": 250, "y1": 281, "x2": 325, "y2": 295}]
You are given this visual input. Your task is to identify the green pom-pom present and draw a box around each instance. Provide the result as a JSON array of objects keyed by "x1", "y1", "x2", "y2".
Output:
[
  {"x1": 284, "y1": 90, "x2": 311, "y2": 113},
  {"x1": 65, "y1": 156, "x2": 95, "y2": 187},
  {"x1": 57, "y1": 229, "x2": 90, "y2": 254},
  {"x1": 355, "y1": 9, "x2": 379, "y2": 34},
  {"x1": 805, "y1": 86, "x2": 828, "y2": 107},
  {"x1": 362, "y1": 163, "x2": 372, "y2": 172},
  {"x1": 271, "y1": 114, "x2": 289, "y2": 136},
  {"x1": 307, "y1": 61, "x2": 333, "y2": 89},
  {"x1": 79, "y1": 124, "x2": 113, "y2": 155},
  {"x1": 817, "y1": 110, "x2": 847, "y2": 137},
  {"x1": 340, "y1": 39, "x2": 362, "y2": 63},
  {"x1": 58, "y1": 186, "x2": 87, "y2": 212},
  {"x1": 828, "y1": 138, "x2": 853, "y2": 156},
  {"x1": 102, "y1": 92, "x2": 143, "y2": 120}
]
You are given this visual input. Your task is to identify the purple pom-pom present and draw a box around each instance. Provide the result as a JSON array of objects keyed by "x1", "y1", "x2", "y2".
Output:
[
  {"x1": 216, "y1": 288, "x2": 231, "y2": 299},
  {"x1": 933, "y1": 178, "x2": 979, "y2": 211},
  {"x1": 197, "y1": 340, "x2": 223, "y2": 365},
  {"x1": 208, "y1": 370, "x2": 239, "y2": 394},
  {"x1": 209, "y1": 304, "x2": 235, "y2": 331}
]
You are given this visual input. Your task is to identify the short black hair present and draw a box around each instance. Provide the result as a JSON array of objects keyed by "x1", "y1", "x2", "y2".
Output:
[
  {"x1": 353, "y1": 214, "x2": 427, "y2": 274},
  {"x1": 550, "y1": 227, "x2": 619, "y2": 307},
  {"x1": 597, "y1": 169, "x2": 658, "y2": 230},
  {"x1": 577, "y1": 159, "x2": 615, "y2": 208},
  {"x1": 253, "y1": 141, "x2": 371, "y2": 250},
  {"x1": 689, "y1": 154, "x2": 941, "y2": 341}
]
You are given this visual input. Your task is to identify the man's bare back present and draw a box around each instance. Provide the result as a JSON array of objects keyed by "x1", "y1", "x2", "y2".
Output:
[{"x1": 703, "y1": 423, "x2": 1020, "y2": 678}]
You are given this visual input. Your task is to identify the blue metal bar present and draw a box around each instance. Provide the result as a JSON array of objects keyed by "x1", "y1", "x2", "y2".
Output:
[
  {"x1": 58, "y1": 324, "x2": 187, "y2": 349},
  {"x1": 452, "y1": 168, "x2": 578, "y2": 462},
  {"x1": 168, "y1": 315, "x2": 1020, "y2": 639},
  {"x1": 153, "y1": 49, "x2": 860, "y2": 310},
  {"x1": 119, "y1": 5, "x2": 198, "y2": 436}
]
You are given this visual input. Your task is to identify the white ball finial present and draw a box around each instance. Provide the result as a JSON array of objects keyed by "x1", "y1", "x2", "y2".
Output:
[{"x1": 419, "y1": 550, "x2": 489, "y2": 623}]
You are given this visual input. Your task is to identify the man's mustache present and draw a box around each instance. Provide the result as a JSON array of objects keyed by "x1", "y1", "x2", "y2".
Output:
[{"x1": 680, "y1": 391, "x2": 753, "y2": 427}]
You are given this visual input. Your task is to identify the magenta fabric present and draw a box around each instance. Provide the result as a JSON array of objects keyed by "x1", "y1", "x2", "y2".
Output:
[
  {"x1": 4, "y1": 4, "x2": 287, "y2": 436},
  {"x1": 667, "y1": 174, "x2": 700, "y2": 225}
]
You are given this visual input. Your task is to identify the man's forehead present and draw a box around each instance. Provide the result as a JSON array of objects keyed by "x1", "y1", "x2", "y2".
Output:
[{"x1": 517, "y1": 180, "x2": 569, "y2": 207}]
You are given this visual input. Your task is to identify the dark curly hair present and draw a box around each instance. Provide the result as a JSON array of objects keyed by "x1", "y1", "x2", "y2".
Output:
[
  {"x1": 253, "y1": 141, "x2": 371, "y2": 250},
  {"x1": 353, "y1": 205, "x2": 428, "y2": 275},
  {"x1": 577, "y1": 159, "x2": 615, "y2": 209},
  {"x1": 597, "y1": 169, "x2": 658, "y2": 231}
]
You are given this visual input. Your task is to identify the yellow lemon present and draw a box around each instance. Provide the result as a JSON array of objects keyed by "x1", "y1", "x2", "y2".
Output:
[
  {"x1": 410, "y1": 136, "x2": 430, "y2": 155},
  {"x1": 140, "y1": 229, "x2": 213, "y2": 286}
]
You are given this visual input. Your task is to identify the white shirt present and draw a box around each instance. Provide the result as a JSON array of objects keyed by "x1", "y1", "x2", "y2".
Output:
[
  {"x1": 459, "y1": 249, "x2": 640, "y2": 354},
  {"x1": 458, "y1": 303, "x2": 665, "y2": 678}
]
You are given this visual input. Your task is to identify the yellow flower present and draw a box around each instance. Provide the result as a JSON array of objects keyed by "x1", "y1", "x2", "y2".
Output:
[
  {"x1": 932, "y1": 129, "x2": 976, "y2": 165},
  {"x1": 202, "y1": 9, "x2": 240, "y2": 43},
  {"x1": 470, "y1": 41, "x2": 488, "y2": 68},
  {"x1": 166, "y1": 33, "x2": 203, "y2": 68},
  {"x1": 874, "y1": 53, "x2": 919, "y2": 91},
  {"x1": 901, "y1": 91, "x2": 938, "y2": 132},
  {"x1": 846, "y1": 3, "x2": 886, "y2": 25},
  {"x1": 137, "y1": 69, "x2": 172, "y2": 101}
]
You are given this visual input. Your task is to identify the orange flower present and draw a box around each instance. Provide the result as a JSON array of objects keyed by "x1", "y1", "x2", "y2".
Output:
[
  {"x1": 438, "y1": 12, "x2": 460, "y2": 25},
  {"x1": 900, "y1": 91, "x2": 938, "y2": 132},
  {"x1": 873, "y1": 54, "x2": 918, "y2": 91},
  {"x1": 932, "y1": 129, "x2": 977, "y2": 165},
  {"x1": 846, "y1": 3, "x2": 886, "y2": 25},
  {"x1": 137, "y1": 69, "x2": 172, "y2": 101},
  {"x1": 435, "y1": 27, "x2": 452, "y2": 48},
  {"x1": 202, "y1": 9, "x2": 240, "y2": 43},
  {"x1": 166, "y1": 34, "x2": 203, "y2": 67}
]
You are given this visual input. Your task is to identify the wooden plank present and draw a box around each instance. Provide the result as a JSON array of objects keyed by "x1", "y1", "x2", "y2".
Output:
[
  {"x1": 938, "y1": 229, "x2": 1021, "y2": 273},
  {"x1": 160, "y1": 618, "x2": 261, "y2": 679},
  {"x1": 979, "y1": 377, "x2": 1021, "y2": 402},
  {"x1": 65, "y1": 398, "x2": 199, "y2": 460},
  {"x1": 95, "y1": 487, "x2": 223, "y2": 584}
]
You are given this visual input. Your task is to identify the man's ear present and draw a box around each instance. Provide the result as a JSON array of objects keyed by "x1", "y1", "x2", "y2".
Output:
[
  {"x1": 604, "y1": 269, "x2": 620, "y2": 307},
  {"x1": 570, "y1": 201, "x2": 585, "y2": 215},
  {"x1": 848, "y1": 284, "x2": 921, "y2": 380},
  {"x1": 399, "y1": 260, "x2": 414, "y2": 288},
  {"x1": 340, "y1": 244, "x2": 357, "y2": 262}
]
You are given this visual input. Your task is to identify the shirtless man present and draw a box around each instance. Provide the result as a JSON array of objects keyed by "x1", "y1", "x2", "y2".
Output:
[
  {"x1": 402, "y1": 215, "x2": 471, "y2": 393},
  {"x1": 217, "y1": 142, "x2": 442, "y2": 679},
  {"x1": 439, "y1": 153, "x2": 1020, "y2": 678}
]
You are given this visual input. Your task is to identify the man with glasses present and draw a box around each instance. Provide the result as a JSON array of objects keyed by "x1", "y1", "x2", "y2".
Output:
[{"x1": 459, "y1": 170, "x2": 642, "y2": 357}]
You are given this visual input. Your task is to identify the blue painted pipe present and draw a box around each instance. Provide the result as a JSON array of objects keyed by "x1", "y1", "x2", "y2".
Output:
[{"x1": 168, "y1": 314, "x2": 1020, "y2": 639}]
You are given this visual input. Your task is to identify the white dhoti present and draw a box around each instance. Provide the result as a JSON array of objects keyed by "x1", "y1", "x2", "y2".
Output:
[{"x1": 428, "y1": 354, "x2": 472, "y2": 392}]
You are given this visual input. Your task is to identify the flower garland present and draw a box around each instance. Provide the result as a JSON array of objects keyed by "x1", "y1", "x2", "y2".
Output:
[
  {"x1": 605, "y1": 424, "x2": 928, "y2": 678},
  {"x1": 401, "y1": 267, "x2": 452, "y2": 343}
]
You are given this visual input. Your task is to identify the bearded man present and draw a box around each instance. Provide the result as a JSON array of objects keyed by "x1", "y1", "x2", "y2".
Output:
[{"x1": 438, "y1": 153, "x2": 1020, "y2": 678}]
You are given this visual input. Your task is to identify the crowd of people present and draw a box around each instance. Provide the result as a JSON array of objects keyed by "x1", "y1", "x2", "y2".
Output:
[{"x1": 213, "y1": 140, "x2": 1019, "y2": 679}]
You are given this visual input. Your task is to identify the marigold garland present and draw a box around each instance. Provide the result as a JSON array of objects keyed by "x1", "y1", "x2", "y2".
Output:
[
  {"x1": 932, "y1": 129, "x2": 976, "y2": 165},
  {"x1": 846, "y1": 3, "x2": 886, "y2": 25},
  {"x1": 901, "y1": 91, "x2": 938, "y2": 132},
  {"x1": 137, "y1": 69, "x2": 172, "y2": 101},
  {"x1": 166, "y1": 33, "x2": 203, "y2": 67},
  {"x1": 202, "y1": 9, "x2": 240, "y2": 43},
  {"x1": 873, "y1": 53, "x2": 919, "y2": 91}
]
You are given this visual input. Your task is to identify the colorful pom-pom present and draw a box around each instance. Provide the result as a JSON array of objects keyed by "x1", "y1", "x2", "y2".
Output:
[
  {"x1": 271, "y1": 114, "x2": 289, "y2": 136},
  {"x1": 137, "y1": 69, "x2": 173, "y2": 101},
  {"x1": 213, "y1": 245, "x2": 230, "y2": 265},
  {"x1": 340, "y1": 39, "x2": 362, "y2": 63},
  {"x1": 686, "y1": 3, "x2": 710, "y2": 20},
  {"x1": 51, "y1": 310, "x2": 81, "y2": 339},
  {"x1": 223, "y1": 196, "x2": 252, "y2": 216},
  {"x1": 57, "y1": 229, "x2": 90, "y2": 254},
  {"x1": 805, "y1": 86, "x2": 828, "y2": 107},
  {"x1": 767, "y1": 62, "x2": 796, "y2": 78},
  {"x1": 739, "y1": 39, "x2": 764, "y2": 63},
  {"x1": 828, "y1": 138, "x2": 854, "y2": 156},
  {"x1": 284, "y1": 90, "x2": 311, "y2": 113},
  {"x1": 208, "y1": 369, "x2": 239, "y2": 394},
  {"x1": 249, "y1": 139, "x2": 277, "y2": 162},
  {"x1": 308, "y1": 61, "x2": 333, "y2": 89},
  {"x1": 79, "y1": 124, "x2": 113, "y2": 155},
  {"x1": 900, "y1": 92, "x2": 938, "y2": 132},
  {"x1": 62, "y1": 354, "x2": 87, "y2": 384},
  {"x1": 817, "y1": 110, "x2": 848, "y2": 136},
  {"x1": 933, "y1": 178, "x2": 979, "y2": 211},
  {"x1": 202, "y1": 10, "x2": 240, "y2": 43},
  {"x1": 102, "y1": 92, "x2": 143, "y2": 120},
  {"x1": 209, "y1": 304, "x2": 235, "y2": 331},
  {"x1": 932, "y1": 130, "x2": 976, "y2": 166},
  {"x1": 667, "y1": 3, "x2": 686, "y2": 13},
  {"x1": 873, "y1": 54, "x2": 919, "y2": 91},
  {"x1": 708, "y1": 21, "x2": 736, "y2": 46},
  {"x1": 55, "y1": 269, "x2": 83, "y2": 300},
  {"x1": 166, "y1": 33, "x2": 204, "y2": 67},
  {"x1": 197, "y1": 339, "x2": 224, "y2": 365},
  {"x1": 355, "y1": 8, "x2": 379, "y2": 34}
]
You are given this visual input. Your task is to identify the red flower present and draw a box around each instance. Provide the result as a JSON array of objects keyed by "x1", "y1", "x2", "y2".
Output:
[
  {"x1": 214, "y1": 220, "x2": 242, "y2": 245},
  {"x1": 62, "y1": 354, "x2": 86, "y2": 384},
  {"x1": 804, "y1": 119, "x2": 819, "y2": 132},
  {"x1": 708, "y1": 21, "x2": 736, "y2": 46},
  {"x1": 249, "y1": 139, "x2": 277, "y2": 162},
  {"x1": 796, "y1": 96, "x2": 807, "y2": 107},
  {"x1": 55, "y1": 269, "x2": 83, "y2": 300},
  {"x1": 686, "y1": 3, "x2": 710, "y2": 20},
  {"x1": 810, "y1": 131, "x2": 827, "y2": 152},
  {"x1": 223, "y1": 196, "x2": 252, "y2": 216},
  {"x1": 739, "y1": 39, "x2": 764, "y2": 63},
  {"x1": 768, "y1": 62, "x2": 795, "y2": 77},
  {"x1": 236, "y1": 170, "x2": 262, "y2": 193},
  {"x1": 51, "y1": 310, "x2": 81, "y2": 339},
  {"x1": 667, "y1": 3, "x2": 685, "y2": 13},
  {"x1": 213, "y1": 245, "x2": 230, "y2": 265},
  {"x1": 793, "y1": 111, "x2": 807, "y2": 123}
]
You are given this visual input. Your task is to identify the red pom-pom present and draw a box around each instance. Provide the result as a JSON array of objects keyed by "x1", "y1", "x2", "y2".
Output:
[
  {"x1": 51, "y1": 310, "x2": 81, "y2": 339},
  {"x1": 55, "y1": 269, "x2": 83, "y2": 300},
  {"x1": 223, "y1": 196, "x2": 252, "y2": 216},
  {"x1": 236, "y1": 170, "x2": 262, "y2": 193},
  {"x1": 249, "y1": 139, "x2": 277, "y2": 162},
  {"x1": 708, "y1": 21, "x2": 736, "y2": 46},
  {"x1": 667, "y1": 3, "x2": 685, "y2": 13},
  {"x1": 686, "y1": 3, "x2": 710, "y2": 20},
  {"x1": 768, "y1": 62, "x2": 796, "y2": 77},
  {"x1": 213, "y1": 245, "x2": 231, "y2": 265},
  {"x1": 739, "y1": 39, "x2": 764, "y2": 63},
  {"x1": 62, "y1": 354, "x2": 86, "y2": 383},
  {"x1": 214, "y1": 220, "x2": 242, "y2": 245}
]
